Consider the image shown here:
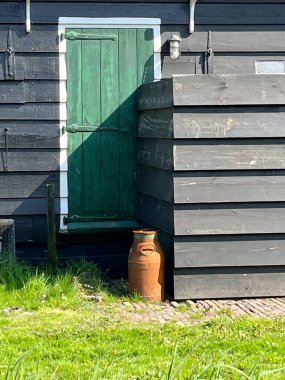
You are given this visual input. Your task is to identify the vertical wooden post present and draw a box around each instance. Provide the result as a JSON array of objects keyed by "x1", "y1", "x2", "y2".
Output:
[
  {"x1": 0, "y1": 219, "x2": 16, "y2": 265},
  {"x1": 47, "y1": 184, "x2": 57, "y2": 268}
]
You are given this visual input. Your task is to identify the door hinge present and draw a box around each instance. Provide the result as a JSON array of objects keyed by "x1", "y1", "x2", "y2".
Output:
[
  {"x1": 63, "y1": 125, "x2": 118, "y2": 133},
  {"x1": 63, "y1": 31, "x2": 117, "y2": 41},
  {"x1": 5, "y1": 28, "x2": 15, "y2": 80},
  {"x1": 63, "y1": 215, "x2": 119, "y2": 225}
]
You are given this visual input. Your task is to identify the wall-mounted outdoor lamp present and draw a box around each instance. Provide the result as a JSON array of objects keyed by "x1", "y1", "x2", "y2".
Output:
[
  {"x1": 169, "y1": 34, "x2": 182, "y2": 61},
  {"x1": 26, "y1": 0, "x2": 31, "y2": 33}
]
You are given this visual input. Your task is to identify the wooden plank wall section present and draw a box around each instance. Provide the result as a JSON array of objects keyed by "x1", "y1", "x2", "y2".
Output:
[
  {"x1": 0, "y1": 20, "x2": 61, "y2": 242},
  {"x1": 173, "y1": 74, "x2": 285, "y2": 299}
]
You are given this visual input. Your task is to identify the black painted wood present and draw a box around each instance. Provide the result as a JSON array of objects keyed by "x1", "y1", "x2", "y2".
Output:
[
  {"x1": 0, "y1": 173, "x2": 59, "y2": 199},
  {"x1": 174, "y1": 235, "x2": 285, "y2": 268},
  {"x1": 139, "y1": 194, "x2": 173, "y2": 234},
  {"x1": 138, "y1": 138, "x2": 173, "y2": 170},
  {"x1": 0, "y1": 122, "x2": 60, "y2": 149},
  {"x1": 139, "y1": 166, "x2": 173, "y2": 203},
  {"x1": 0, "y1": 54, "x2": 60, "y2": 80},
  {"x1": 173, "y1": 75, "x2": 285, "y2": 106},
  {"x1": 174, "y1": 171, "x2": 285, "y2": 204},
  {"x1": 2, "y1": 3, "x2": 285, "y2": 25},
  {"x1": 0, "y1": 198, "x2": 60, "y2": 215},
  {"x1": 0, "y1": 104, "x2": 60, "y2": 120},
  {"x1": 174, "y1": 203, "x2": 285, "y2": 236},
  {"x1": 174, "y1": 140, "x2": 285, "y2": 171},
  {"x1": 174, "y1": 267, "x2": 285, "y2": 299},
  {"x1": 138, "y1": 80, "x2": 173, "y2": 110},
  {"x1": 0, "y1": 150, "x2": 60, "y2": 171},
  {"x1": 173, "y1": 108, "x2": 285, "y2": 139},
  {"x1": 0, "y1": 82, "x2": 25, "y2": 104},
  {"x1": 138, "y1": 109, "x2": 173, "y2": 139}
]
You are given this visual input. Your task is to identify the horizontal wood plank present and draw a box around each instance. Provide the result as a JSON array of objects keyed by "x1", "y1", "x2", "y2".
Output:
[
  {"x1": 0, "y1": 54, "x2": 60, "y2": 80},
  {"x1": 0, "y1": 122, "x2": 60, "y2": 149},
  {"x1": 139, "y1": 166, "x2": 173, "y2": 203},
  {"x1": 138, "y1": 80, "x2": 173, "y2": 110},
  {"x1": 0, "y1": 81, "x2": 62, "y2": 104},
  {"x1": 174, "y1": 204, "x2": 285, "y2": 235},
  {"x1": 138, "y1": 109, "x2": 173, "y2": 138},
  {"x1": 162, "y1": 55, "x2": 196, "y2": 78},
  {"x1": 213, "y1": 55, "x2": 285, "y2": 75},
  {"x1": 3, "y1": 3, "x2": 285, "y2": 25},
  {"x1": 174, "y1": 236, "x2": 285, "y2": 268},
  {"x1": 139, "y1": 194, "x2": 173, "y2": 234},
  {"x1": 174, "y1": 171, "x2": 285, "y2": 203},
  {"x1": 0, "y1": 173, "x2": 59, "y2": 198},
  {"x1": 138, "y1": 138, "x2": 173, "y2": 170},
  {"x1": 174, "y1": 141, "x2": 285, "y2": 171},
  {"x1": 0, "y1": 198, "x2": 60, "y2": 215},
  {"x1": 0, "y1": 104, "x2": 60, "y2": 120},
  {"x1": 0, "y1": 26, "x2": 58, "y2": 53},
  {"x1": 174, "y1": 108, "x2": 285, "y2": 139},
  {"x1": 0, "y1": 150, "x2": 60, "y2": 171},
  {"x1": 173, "y1": 75, "x2": 285, "y2": 106},
  {"x1": 174, "y1": 268, "x2": 285, "y2": 299}
]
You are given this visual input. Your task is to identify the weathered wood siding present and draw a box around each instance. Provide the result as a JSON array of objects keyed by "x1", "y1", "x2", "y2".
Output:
[
  {"x1": 139, "y1": 73, "x2": 285, "y2": 299},
  {"x1": 172, "y1": 74, "x2": 285, "y2": 299}
]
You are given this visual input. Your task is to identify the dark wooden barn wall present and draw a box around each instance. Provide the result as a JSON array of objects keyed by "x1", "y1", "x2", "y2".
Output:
[
  {"x1": 139, "y1": 73, "x2": 285, "y2": 299},
  {"x1": 1, "y1": 1, "x2": 285, "y2": 247},
  {"x1": 172, "y1": 74, "x2": 285, "y2": 299}
]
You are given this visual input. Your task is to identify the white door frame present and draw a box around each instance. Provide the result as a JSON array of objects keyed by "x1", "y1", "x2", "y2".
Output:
[{"x1": 58, "y1": 17, "x2": 162, "y2": 230}]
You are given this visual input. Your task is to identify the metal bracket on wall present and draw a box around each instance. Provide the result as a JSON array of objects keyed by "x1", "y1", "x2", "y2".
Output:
[
  {"x1": 3, "y1": 128, "x2": 8, "y2": 172},
  {"x1": 206, "y1": 31, "x2": 214, "y2": 74},
  {"x1": 189, "y1": 0, "x2": 198, "y2": 34},
  {"x1": 5, "y1": 28, "x2": 15, "y2": 80},
  {"x1": 26, "y1": 0, "x2": 31, "y2": 33}
]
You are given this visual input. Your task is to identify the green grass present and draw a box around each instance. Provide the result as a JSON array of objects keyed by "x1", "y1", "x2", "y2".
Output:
[{"x1": 1, "y1": 257, "x2": 285, "y2": 379}]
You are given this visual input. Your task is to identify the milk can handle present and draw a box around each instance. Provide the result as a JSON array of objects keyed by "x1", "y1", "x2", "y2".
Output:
[{"x1": 139, "y1": 243, "x2": 156, "y2": 256}]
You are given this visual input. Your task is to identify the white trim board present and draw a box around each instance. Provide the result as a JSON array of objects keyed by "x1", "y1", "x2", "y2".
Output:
[{"x1": 58, "y1": 17, "x2": 162, "y2": 230}]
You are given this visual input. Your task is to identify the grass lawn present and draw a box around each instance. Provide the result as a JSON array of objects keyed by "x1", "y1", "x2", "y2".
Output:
[{"x1": 0, "y1": 259, "x2": 285, "y2": 379}]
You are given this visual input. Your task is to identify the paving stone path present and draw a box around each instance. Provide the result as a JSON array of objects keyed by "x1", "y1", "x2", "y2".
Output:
[{"x1": 103, "y1": 280, "x2": 285, "y2": 325}]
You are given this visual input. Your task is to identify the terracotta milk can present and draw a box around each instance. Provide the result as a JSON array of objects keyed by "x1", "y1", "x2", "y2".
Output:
[{"x1": 128, "y1": 229, "x2": 165, "y2": 301}]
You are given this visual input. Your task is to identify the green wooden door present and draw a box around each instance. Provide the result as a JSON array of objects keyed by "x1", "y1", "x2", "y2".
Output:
[{"x1": 65, "y1": 28, "x2": 154, "y2": 231}]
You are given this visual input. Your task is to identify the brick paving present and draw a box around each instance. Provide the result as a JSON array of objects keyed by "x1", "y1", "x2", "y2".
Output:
[{"x1": 104, "y1": 280, "x2": 285, "y2": 325}]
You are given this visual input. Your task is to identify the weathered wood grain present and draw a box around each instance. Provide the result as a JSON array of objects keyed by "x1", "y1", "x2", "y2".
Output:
[
  {"x1": 174, "y1": 235, "x2": 285, "y2": 268},
  {"x1": 174, "y1": 141, "x2": 285, "y2": 171},
  {"x1": 3, "y1": 3, "x2": 285, "y2": 25},
  {"x1": 139, "y1": 194, "x2": 173, "y2": 234},
  {"x1": 162, "y1": 55, "x2": 196, "y2": 78},
  {"x1": 138, "y1": 80, "x2": 173, "y2": 110},
  {"x1": 174, "y1": 268, "x2": 285, "y2": 299},
  {"x1": 174, "y1": 204, "x2": 285, "y2": 235},
  {"x1": 0, "y1": 104, "x2": 60, "y2": 120},
  {"x1": 174, "y1": 108, "x2": 285, "y2": 138},
  {"x1": 139, "y1": 166, "x2": 173, "y2": 203},
  {"x1": 0, "y1": 122, "x2": 60, "y2": 149},
  {"x1": 0, "y1": 26, "x2": 58, "y2": 53},
  {"x1": 174, "y1": 171, "x2": 285, "y2": 203},
  {"x1": 213, "y1": 55, "x2": 285, "y2": 75},
  {"x1": 173, "y1": 75, "x2": 285, "y2": 106},
  {"x1": 138, "y1": 138, "x2": 173, "y2": 170},
  {"x1": 0, "y1": 198, "x2": 60, "y2": 215},
  {"x1": 0, "y1": 54, "x2": 60, "y2": 80},
  {"x1": 138, "y1": 109, "x2": 173, "y2": 139},
  {"x1": 0, "y1": 173, "x2": 59, "y2": 198},
  {"x1": 0, "y1": 80, "x2": 61, "y2": 103},
  {"x1": 0, "y1": 150, "x2": 60, "y2": 171}
]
